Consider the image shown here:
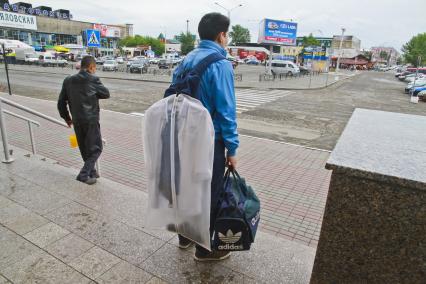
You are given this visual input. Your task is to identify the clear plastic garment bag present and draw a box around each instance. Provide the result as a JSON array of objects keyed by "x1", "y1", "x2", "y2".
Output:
[{"x1": 143, "y1": 94, "x2": 215, "y2": 250}]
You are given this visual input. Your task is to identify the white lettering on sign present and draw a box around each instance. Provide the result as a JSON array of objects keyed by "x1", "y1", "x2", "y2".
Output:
[{"x1": 0, "y1": 11, "x2": 37, "y2": 30}]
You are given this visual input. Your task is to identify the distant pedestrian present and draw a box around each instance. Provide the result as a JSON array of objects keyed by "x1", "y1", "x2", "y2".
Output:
[
  {"x1": 171, "y1": 12, "x2": 239, "y2": 261},
  {"x1": 57, "y1": 56, "x2": 110, "y2": 185}
]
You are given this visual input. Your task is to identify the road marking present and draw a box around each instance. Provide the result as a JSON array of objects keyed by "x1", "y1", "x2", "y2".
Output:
[{"x1": 235, "y1": 89, "x2": 292, "y2": 114}]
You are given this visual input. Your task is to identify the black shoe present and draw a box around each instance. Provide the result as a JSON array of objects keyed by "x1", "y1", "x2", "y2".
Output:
[
  {"x1": 178, "y1": 235, "x2": 193, "y2": 249},
  {"x1": 194, "y1": 249, "x2": 231, "y2": 262},
  {"x1": 90, "y1": 172, "x2": 100, "y2": 179},
  {"x1": 77, "y1": 176, "x2": 97, "y2": 185}
]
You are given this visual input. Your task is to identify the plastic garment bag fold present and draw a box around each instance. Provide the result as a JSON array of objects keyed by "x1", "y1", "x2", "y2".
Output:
[{"x1": 143, "y1": 94, "x2": 215, "y2": 250}]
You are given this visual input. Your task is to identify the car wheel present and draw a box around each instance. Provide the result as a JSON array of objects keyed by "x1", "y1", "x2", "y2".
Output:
[{"x1": 287, "y1": 71, "x2": 292, "y2": 76}]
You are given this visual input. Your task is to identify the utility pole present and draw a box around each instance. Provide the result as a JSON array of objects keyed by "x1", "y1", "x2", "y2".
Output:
[
  {"x1": 2, "y1": 44, "x2": 12, "y2": 96},
  {"x1": 335, "y1": 27, "x2": 346, "y2": 73},
  {"x1": 186, "y1": 20, "x2": 189, "y2": 34}
]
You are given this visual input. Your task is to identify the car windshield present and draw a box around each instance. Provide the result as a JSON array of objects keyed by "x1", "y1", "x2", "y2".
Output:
[{"x1": 105, "y1": 60, "x2": 115, "y2": 64}]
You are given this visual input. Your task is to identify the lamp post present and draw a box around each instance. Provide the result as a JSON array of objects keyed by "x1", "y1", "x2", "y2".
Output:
[
  {"x1": 335, "y1": 27, "x2": 345, "y2": 73},
  {"x1": 186, "y1": 20, "x2": 189, "y2": 34},
  {"x1": 214, "y1": 2, "x2": 243, "y2": 24}
]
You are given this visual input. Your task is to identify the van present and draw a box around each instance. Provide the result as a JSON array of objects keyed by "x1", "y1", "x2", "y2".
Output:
[{"x1": 271, "y1": 60, "x2": 300, "y2": 76}]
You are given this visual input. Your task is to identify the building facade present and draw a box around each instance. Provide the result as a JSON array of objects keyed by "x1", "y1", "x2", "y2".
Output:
[
  {"x1": 329, "y1": 35, "x2": 361, "y2": 58},
  {"x1": 370, "y1": 46, "x2": 400, "y2": 66},
  {"x1": 0, "y1": 1, "x2": 133, "y2": 56}
]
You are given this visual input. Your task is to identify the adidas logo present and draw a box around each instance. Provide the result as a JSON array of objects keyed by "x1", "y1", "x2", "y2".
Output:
[{"x1": 218, "y1": 229, "x2": 242, "y2": 244}]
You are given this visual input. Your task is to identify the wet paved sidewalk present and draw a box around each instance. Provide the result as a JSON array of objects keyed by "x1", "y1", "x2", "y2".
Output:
[
  {"x1": 0, "y1": 146, "x2": 315, "y2": 283},
  {"x1": 1, "y1": 94, "x2": 331, "y2": 248}
]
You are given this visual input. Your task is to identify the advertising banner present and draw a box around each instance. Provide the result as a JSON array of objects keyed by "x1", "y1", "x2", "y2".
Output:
[
  {"x1": 93, "y1": 24, "x2": 121, "y2": 38},
  {"x1": 0, "y1": 10, "x2": 37, "y2": 30},
  {"x1": 258, "y1": 19, "x2": 297, "y2": 46}
]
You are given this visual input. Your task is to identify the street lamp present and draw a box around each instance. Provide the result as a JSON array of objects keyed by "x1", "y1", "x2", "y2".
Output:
[
  {"x1": 335, "y1": 27, "x2": 346, "y2": 73},
  {"x1": 214, "y1": 2, "x2": 243, "y2": 23}
]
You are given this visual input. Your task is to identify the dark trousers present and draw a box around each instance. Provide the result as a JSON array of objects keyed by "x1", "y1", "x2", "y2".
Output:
[
  {"x1": 179, "y1": 140, "x2": 226, "y2": 252},
  {"x1": 74, "y1": 122, "x2": 103, "y2": 180}
]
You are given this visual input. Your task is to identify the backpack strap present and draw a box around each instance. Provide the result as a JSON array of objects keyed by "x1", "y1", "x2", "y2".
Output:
[
  {"x1": 164, "y1": 52, "x2": 226, "y2": 99},
  {"x1": 192, "y1": 52, "x2": 226, "y2": 76}
]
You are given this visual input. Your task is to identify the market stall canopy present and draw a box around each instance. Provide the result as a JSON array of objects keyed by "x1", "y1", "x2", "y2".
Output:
[{"x1": 54, "y1": 46, "x2": 70, "y2": 53}]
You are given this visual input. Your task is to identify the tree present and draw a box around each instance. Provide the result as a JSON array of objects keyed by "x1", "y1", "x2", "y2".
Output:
[
  {"x1": 178, "y1": 32, "x2": 195, "y2": 55},
  {"x1": 362, "y1": 51, "x2": 372, "y2": 61},
  {"x1": 302, "y1": 33, "x2": 320, "y2": 46},
  {"x1": 229, "y1": 25, "x2": 251, "y2": 45},
  {"x1": 402, "y1": 33, "x2": 426, "y2": 67},
  {"x1": 118, "y1": 35, "x2": 164, "y2": 56},
  {"x1": 379, "y1": 50, "x2": 388, "y2": 60}
]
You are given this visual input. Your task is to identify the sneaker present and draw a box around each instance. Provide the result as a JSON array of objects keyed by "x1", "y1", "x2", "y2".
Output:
[
  {"x1": 77, "y1": 176, "x2": 97, "y2": 185},
  {"x1": 178, "y1": 235, "x2": 193, "y2": 249},
  {"x1": 194, "y1": 249, "x2": 231, "y2": 262}
]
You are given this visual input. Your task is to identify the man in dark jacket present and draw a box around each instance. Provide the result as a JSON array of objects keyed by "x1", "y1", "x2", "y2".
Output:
[{"x1": 58, "y1": 56, "x2": 110, "y2": 185}]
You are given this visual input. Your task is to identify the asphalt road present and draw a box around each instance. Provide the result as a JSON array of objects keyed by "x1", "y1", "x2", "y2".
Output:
[{"x1": 1, "y1": 68, "x2": 423, "y2": 150}]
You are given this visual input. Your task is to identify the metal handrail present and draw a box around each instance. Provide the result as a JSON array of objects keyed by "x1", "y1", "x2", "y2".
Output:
[
  {"x1": 0, "y1": 95, "x2": 105, "y2": 176},
  {"x1": 3, "y1": 109, "x2": 40, "y2": 155},
  {"x1": 0, "y1": 96, "x2": 69, "y2": 128}
]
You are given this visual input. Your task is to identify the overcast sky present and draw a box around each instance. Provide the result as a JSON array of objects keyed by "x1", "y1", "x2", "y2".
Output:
[{"x1": 27, "y1": 0, "x2": 426, "y2": 51}]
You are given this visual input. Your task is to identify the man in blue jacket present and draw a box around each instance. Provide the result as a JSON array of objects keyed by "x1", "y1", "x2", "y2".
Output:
[{"x1": 173, "y1": 12, "x2": 239, "y2": 261}]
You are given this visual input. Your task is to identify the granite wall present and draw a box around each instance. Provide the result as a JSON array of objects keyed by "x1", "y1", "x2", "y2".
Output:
[{"x1": 310, "y1": 172, "x2": 426, "y2": 283}]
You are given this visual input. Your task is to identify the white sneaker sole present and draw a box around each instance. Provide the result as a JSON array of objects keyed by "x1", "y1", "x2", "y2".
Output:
[{"x1": 193, "y1": 252, "x2": 231, "y2": 262}]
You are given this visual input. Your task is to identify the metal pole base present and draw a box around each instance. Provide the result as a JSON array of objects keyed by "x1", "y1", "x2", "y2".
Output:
[{"x1": 2, "y1": 157, "x2": 14, "y2": 163}]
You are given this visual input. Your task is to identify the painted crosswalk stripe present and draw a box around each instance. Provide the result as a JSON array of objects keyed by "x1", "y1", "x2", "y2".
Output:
[{"x1": 234, "y1": 89, "x2": 292, "y2": 114}]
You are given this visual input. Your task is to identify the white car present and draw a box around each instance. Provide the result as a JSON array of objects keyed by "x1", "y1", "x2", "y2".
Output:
[
  {"x1": 116, "y1": 57, "x2": 124, "y2": 64},
  {"x1": 102, "y1": 60, "x2": 118, "y2": 71},
  {"x1": 270, "y1": 60, "x2": 300, "y2": 76},
  {"x1": 149, "y1": 58, "x2": 160, "y2": 64}
]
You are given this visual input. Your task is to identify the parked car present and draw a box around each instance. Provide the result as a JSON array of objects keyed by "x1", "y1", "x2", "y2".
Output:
[
  {"x1": 15, "y1": 48, "x2": 39, "y2": 64},
  {"x1": 413, "y1": 86, "x2": 426, "y2": 96},
  {"x1": 102, "y1": 60, "x2": 118, "y2": 71},
  {"x1": 298, "y1": 66, "x2": 310, "y2": 75},
  {"x1": 95, "y1": 57, "x2": 104, "y2": 65},
  {"x1": 271, "y1": 60, "x2": 300, "y2": 76},
  {"x1": 405, "y1": 80, "x2": 426, "y2": 93},
  {"x1": 149, "y1": 58, "x2": 160, "y2": 64},
  {"x1": 116, "y1": 57, "x2": 124, "y2": 64},
  {"x1": 38, "y1": 54, "x2": 67, "y2": 67},
  {"x1": 246, "y1": 58, "x2": 260, "y2": 65},
  {"x1": 158, "y1": 59, "x2": 171, "y2": 69},
  {"x1": 129, "y1": 59, "x2": 149, "y2": 73}
]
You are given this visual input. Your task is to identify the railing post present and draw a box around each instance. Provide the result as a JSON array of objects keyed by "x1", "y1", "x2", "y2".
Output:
[
  {"x1": 0, "y1": 99, "x2": 14, "y2": 163},
  {"x1": 28, "y1": 121, "x2": 36, "y2": 155}
]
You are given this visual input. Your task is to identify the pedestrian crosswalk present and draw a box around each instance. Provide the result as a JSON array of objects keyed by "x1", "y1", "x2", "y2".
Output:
[{"x1": 235, "y1": 89, "x2": 292, "y2": 114}]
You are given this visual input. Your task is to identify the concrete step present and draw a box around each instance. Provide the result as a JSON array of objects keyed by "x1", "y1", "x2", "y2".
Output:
[{"x1": 0, "y1": 144, "x2": 315, "y2": 283}]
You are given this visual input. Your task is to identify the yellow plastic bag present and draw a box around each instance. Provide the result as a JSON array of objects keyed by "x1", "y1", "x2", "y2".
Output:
[{"x1": 69, "y1": 134, "x2": 78, "y2": 148}]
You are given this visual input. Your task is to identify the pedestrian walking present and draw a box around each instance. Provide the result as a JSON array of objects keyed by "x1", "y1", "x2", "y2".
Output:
[
  {"x1": 173, "y1": 12, "x2": 239, "y2": 261},
  {"x1": 57, "y1": 56, "x2": 110, "y2": 185}
]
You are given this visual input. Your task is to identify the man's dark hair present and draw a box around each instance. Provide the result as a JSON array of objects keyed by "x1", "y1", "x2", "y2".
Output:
[
  {"x1": 198, "y1": 12, "x2": 230, "y2": 41},
  {"x1": 81, "y1": 56, "x2": 96, "y2": 69}
]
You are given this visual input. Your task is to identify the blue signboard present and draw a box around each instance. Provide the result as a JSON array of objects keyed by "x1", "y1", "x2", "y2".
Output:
[
  {"x1": 261, "y1": 19, "x2": 297, "y2": 45},
  {"x1": 86, "y1": 29, "x2": 100, "y2": 48}
]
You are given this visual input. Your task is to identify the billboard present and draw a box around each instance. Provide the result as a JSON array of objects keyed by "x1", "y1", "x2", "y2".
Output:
[
  {"x1": 0, "y1": 10, "x2": 37, "y2": 30},
  {"x1": 93, "y1": 24, "x2": 121, "y2": 38},
  {"x1": 258, "y1": 19, "x2": 297, "y2": 46}
]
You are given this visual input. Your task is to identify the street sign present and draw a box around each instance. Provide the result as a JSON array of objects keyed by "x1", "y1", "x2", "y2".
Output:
[{"x1": 86, "y1": 29, "x2": 100, "y2": 48}]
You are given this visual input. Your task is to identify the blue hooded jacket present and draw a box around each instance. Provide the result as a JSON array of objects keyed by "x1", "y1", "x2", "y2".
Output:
[{"x1": 172, "y1": 40, "x2": 239, "y2": 156}]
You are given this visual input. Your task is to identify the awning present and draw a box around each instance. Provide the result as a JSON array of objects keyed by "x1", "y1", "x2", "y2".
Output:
[
  {"x1": 54, "y1": 46, "x2": 70, "y2": 53},
  {"x1": 339, "y1": 59, "x2": 368, "y2": 65}
]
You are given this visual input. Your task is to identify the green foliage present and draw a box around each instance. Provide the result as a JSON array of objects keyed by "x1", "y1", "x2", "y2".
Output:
[
  {"x1": 178, "y1": 32, "x2": 196, "y2": 55},
  {"x1": 379, "y1": 50, "x2": 388, "y2": 60},
  {"x1": 362, "y1": 51, "x2": 372, "y2": 61},
  {"x1": 118, "y1": 35, "x2": 165, "y2": 57},
  {"x1": 402, "y1": 33, "x2": 426, "y2": 67},
  {"x1": 229, "y1": 25, "x2": 251, "y2": 45},
  {"x1": 302, "y1": 34, "x2": 320, "y2": 46}
]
